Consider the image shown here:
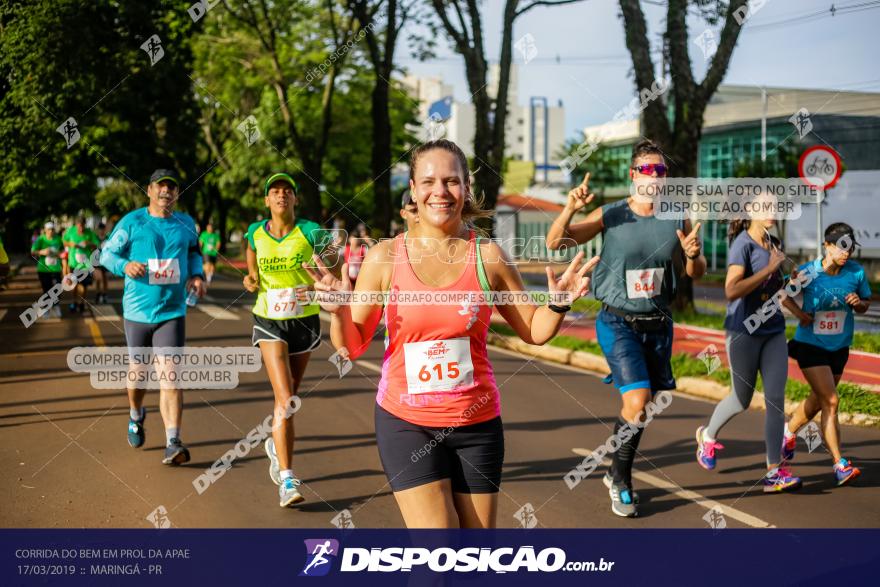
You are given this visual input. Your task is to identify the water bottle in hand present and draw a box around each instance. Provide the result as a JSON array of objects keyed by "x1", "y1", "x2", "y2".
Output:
[{"x1": 185, "y1": 286, "x2": 199, "y2": 307}]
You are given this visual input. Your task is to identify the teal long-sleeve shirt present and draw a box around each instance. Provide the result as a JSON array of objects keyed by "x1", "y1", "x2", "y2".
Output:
[{"x1": 100, "y1": 208, "x2": 204, "y2": 324}]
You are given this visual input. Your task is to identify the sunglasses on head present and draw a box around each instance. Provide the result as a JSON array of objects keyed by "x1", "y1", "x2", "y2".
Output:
[{"x1": 631, "y1": 163, "x2": 668, "y2": 177}]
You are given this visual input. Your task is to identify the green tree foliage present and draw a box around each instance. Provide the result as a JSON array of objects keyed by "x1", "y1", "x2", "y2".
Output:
[
  {"x1": 1, "y1": 0, "x2": 201, "y2": 239},
  {"x1": 1, "y1": 0, "x2": 419, "y2": 251}
]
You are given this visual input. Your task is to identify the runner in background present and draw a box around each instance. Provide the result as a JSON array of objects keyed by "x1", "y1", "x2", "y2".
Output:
[
  {"x1": 782, "y1": 223, "x2": 870, "y2": 486},
  {"x1": 31, "y1": 222, "x2": 64, "y2": 318},
  {"x1": 199, "y1": 222, "x2": 221, "y2": 284},
  {"x1": 93, "y1": 222, "x2": 109, "y2": 304},
  {"x1": 343, "y1": 224, "x2": 370, "y2": 286},
  {"x1": 100, "y1": 169, "x2": 206, "y2": 466},
  {"x1": 0, "y1": 233, "x2": 9, "y2": 290},
  {"x1": 60, "y1": 224, "x2": 70, "y2": 277},
  {"x1": 243, "y1": 172, "x2": 332, "y2": 508},
  {"x1": 400, "y1": 189, "x2": 418, "y2": 230},
  {"x1": 308, "y1": 139, "x2": 598, "y2": 528},
  {"x1": 695, "y1": 204, "x2": 801, "y2": 493},
  {"x1": 546, "y1": 139, "x2": 706, "y2": 518},
  {"x1": 62, "y1": 217, "x2": 100, "y2": 313}
]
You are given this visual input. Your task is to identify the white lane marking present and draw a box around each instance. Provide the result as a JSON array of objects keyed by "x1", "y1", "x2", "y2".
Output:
[
  {"x1": 91, "y1": 304, "x2": 120, "y2": 321},
  {"x1": 39, "y1": 313, "x2": 61, "y2": 324},
  {"x1": 318, "y1": 311, "x2": 772, "y2": 527},
  {"x1": 194, "y1": 304, "x2": 239, "y2": 320},
  {"x1": 571, "y1": 448, "x2": 774, "y2": 528},
  {"x1": 355, "y1": 360, "x2": 382, "y2": 374},
  {"x1": 674, "y1": 323, "x2": 731, "y2": 336}
]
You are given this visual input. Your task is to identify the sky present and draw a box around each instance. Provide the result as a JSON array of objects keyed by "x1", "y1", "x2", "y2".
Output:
[{"x1": 399, "y1": 0, "x2": 880, "y2": 142}]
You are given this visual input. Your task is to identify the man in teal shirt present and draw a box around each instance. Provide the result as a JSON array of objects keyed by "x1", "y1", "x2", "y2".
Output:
[{"x1": 101, "y1": 168, "x2": 206, "y2": 466}]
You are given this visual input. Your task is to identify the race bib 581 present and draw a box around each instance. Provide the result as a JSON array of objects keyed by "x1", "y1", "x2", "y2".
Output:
[{"x1": 813, "y1": 310, "x2": 844, "y2": 335}]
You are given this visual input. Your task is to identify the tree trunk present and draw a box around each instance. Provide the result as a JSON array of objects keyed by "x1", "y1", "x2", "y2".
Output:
[
  {"x1": 217, "y1": 195, "x2": 229, "y2": 256},
  {"x1": 199, "y1": 183, "x2": 219, "y2": 232},
  {"x1": 618, "y1": 0, "x2": 748, "y2": 310},
  {"x1": 370, "y1": 70, "x2": 393, "y2": 233},
  {"x1": 669, "y1": 125, "x2": 701, "y2": 311},
  {"x1": 297, "y1": 157, "x2": 324, "y2": 222},
  {"x1": 467, "y1": 61, "x2": 493, "y2": 206}
]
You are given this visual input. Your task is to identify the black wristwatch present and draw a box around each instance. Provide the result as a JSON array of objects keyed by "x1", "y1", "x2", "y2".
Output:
[{"x1": 548, "y1": 304, "x2": 571, "y2": 314}]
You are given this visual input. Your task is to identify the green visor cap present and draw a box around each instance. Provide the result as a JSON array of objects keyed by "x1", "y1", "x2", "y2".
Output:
[
  {"x1": 149, "y1": 168, "x2": 180, "y2": 186},
  {"x1": 264, "y1": 172, "x2": 298, "y2": 196}
]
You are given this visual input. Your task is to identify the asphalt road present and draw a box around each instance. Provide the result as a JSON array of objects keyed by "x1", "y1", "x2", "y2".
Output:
[{"x1": 1, "y1": 267, "x2": 878, "y2": 529}]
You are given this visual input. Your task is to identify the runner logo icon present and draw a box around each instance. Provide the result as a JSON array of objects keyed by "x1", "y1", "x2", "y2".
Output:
[
  {"x1": 425, "y1": 342, "x2": 450, "y2": 360},
  {"x1": 798, "y1": 421, "x2": 823, "y2": 453},
  {"x1": 300, "y1": 539, "x2": 339, "y2": 577}
]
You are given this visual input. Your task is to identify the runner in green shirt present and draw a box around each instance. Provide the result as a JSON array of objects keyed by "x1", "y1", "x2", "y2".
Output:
[
  {"x1": 31, "y1": 222, "x2": 64, "y2": 317},
  {"x1": 198, "y1": 222, "x2": 221, "y2": 284},
  {"x1": 62, "y1": 217, "x2": 100, "y2": 313},
  {"x1": 242, "y1": 172, "x2": 334, "y2": 508},
  {"x1": 93, "y1": 222, "x2": 110, "y2": 304},
  {"x1": 0, "y1": 234, "x2": 9, "y2": 290}
]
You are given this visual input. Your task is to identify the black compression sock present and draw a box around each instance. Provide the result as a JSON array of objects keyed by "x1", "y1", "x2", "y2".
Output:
[{"x1": 611, "y1": 417, "x2": 645, "y2": 487}]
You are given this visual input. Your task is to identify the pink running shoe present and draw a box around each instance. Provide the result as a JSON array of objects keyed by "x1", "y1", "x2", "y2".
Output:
[
  {"x1": 763, "y1": 466, "x2": 802, "y2": 493},
  {"x1": 696, "y1": 426, "x2": 724, "y2": 471}
]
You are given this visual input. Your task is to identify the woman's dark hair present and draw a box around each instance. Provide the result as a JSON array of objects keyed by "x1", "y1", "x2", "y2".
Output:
[
  {"x1": 408, "y1": 139, "x2": 493, "y2": 227},
  {"x1": 824, "y1": 222, "x2": 853, "y2": 242},
  {"x1": 727, "y1": 219, "x2": 751, "y2": 245}
]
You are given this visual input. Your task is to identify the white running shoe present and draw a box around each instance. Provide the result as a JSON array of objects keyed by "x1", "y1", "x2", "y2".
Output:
[
  {"x1": 279, "y1": 477, "x2": 304, "y2": 507},
  {"x1": 264, "y1": 437, "x2": 281, "y2": 486}
]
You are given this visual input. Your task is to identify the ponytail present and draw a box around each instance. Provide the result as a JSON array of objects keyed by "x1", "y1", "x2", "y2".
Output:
[{"x1": 727, "y1": 220, "x2": 750, "y2": 245}]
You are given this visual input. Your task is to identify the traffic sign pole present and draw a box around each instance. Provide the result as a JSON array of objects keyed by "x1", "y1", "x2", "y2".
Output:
[
  {"x1": 798, "y1": 146, "x2": 842, "y2": 260},
  {"x1": 817, "y1": 188, "x2": 822, "y2": 259}
]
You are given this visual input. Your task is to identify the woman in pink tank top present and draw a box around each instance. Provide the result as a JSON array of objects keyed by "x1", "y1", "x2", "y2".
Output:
[{"x1": 306, "y1": 139, "x2": 598, "y2": 529}]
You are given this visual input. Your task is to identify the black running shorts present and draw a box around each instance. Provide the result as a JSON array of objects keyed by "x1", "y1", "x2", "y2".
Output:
[
  {"x1": 374, "y1": 403, "x2": 504, "y2": 494},
  {"x1": 251, "y1": 314, "x2": 321, "y2": 355}
]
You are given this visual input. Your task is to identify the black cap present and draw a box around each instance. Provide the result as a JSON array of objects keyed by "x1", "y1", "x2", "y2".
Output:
[
  {"x1": 149, "y1": 169, "x2": 180, "y2": 186},
  {"x1": 824, "y1": 223, "x2": 859, "y2": 251}
]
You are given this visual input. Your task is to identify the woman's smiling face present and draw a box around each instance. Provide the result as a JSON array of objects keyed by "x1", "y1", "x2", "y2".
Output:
[{"x1": 409, "y1": 148, "x2": 467, "y2": 228}]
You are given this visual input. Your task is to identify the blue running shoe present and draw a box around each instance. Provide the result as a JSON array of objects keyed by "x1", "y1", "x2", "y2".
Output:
[
  {"x1": 609, "y1": 482, "x2": 637, "y2": 517},
  {"x1": 279, "y1": 477, "x2": 304, "y2": 508},
  {"x1": 162, "y1": 438, "x2": 191, "y2": 466},
  {"x1": 127, "y1": 410, "x2": 146, "y2": 448},
  {"x1": 603, "y1": 472, "x2": 639, "y2": 503},
  {"x1": 834, "y1": 458, "x2": 861, "y2": 487}
]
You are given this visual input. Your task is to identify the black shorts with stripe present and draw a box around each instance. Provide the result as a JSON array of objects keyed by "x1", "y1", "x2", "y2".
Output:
[{"x1": 252, "y1": 313, "x2": 321, "y2": 355}]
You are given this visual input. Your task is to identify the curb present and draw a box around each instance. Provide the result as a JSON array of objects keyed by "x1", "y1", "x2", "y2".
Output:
[{"x1": 487, "y1": 333, "x2": 880, "y2": 428}]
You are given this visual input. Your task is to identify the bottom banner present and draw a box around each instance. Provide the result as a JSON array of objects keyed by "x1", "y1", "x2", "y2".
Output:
[{"x1": 2, "y1": 529, "x2": 876, "y2": 585}]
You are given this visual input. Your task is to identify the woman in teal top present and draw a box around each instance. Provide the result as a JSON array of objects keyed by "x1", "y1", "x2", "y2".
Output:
[{"x1": 782, "y1": 223, "x2": 871, "y2": 487}]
